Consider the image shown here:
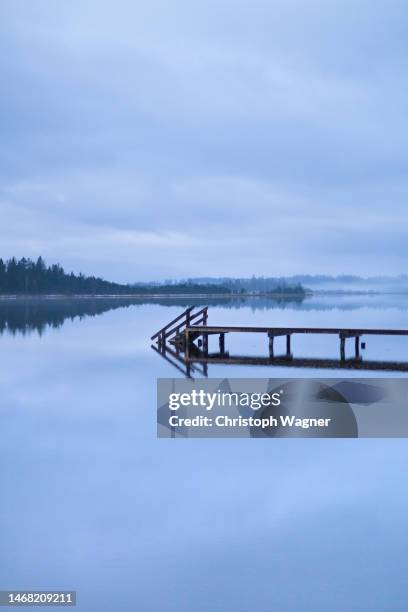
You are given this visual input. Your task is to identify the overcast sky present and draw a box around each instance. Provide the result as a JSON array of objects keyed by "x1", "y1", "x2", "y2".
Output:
[{"x1": 1, "y1": 0, "x2": 407, "y2": 282}]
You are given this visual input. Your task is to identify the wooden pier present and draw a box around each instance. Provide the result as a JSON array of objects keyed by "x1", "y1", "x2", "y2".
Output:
[{"x1": 151, "y1": 306, "x2": 408, "y2": 376}]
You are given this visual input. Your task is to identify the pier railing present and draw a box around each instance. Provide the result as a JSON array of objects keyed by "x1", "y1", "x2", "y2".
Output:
[{"x1": 151, "y1": 306, "x2": 208, "y2": 350}]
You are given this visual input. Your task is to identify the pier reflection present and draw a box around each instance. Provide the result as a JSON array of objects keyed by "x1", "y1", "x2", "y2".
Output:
[{"x1": 152, "y1": 343, "x2": 408, "y2": 378}]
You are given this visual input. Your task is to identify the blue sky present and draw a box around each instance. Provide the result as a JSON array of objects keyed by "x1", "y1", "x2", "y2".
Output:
[{"x1": 1, "y1": 0, "x2": 408, "y2": 281}]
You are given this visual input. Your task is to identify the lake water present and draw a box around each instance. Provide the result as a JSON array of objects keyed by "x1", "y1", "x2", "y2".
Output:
[{"x1": 1, "y1": 296, "x2": 408, "y2": 611}]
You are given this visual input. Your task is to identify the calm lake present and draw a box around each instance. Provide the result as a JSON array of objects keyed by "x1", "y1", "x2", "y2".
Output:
[{"x1": 1, "y1": 295, "x2": 408, "y2": 611}]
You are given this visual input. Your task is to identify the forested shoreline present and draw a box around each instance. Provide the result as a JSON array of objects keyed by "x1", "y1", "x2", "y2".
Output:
[
  {"x1": 0, "y1": 257, "x2": 233, "y2": 295},
  {"x1": 0, "y1": 257, "x2": 306, "y2": 296}
]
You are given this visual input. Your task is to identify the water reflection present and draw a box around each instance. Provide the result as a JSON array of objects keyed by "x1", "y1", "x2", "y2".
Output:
[
  {"x1": 2, "y1": 293, "x2": 408, "y2": 337},
  {"x1": 1, "y1": 297, "x2": 408, "y2": 610},
  {"x1": 0, "y1": 297, "x2": 147, "y2": 335}
]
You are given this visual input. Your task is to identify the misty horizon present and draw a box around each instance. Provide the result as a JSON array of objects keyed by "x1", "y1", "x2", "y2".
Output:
[{"x1": 3, "y1": 255, "x2": 408, "y2": 288}]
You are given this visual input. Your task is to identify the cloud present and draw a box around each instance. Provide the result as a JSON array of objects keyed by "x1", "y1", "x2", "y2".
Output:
[{"x1": 1, "y1": 0, "x2": 408, "y2": 279}]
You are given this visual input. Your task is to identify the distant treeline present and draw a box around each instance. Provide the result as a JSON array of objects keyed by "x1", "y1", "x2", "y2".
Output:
[
  {"x1": 134, "y1": 283, "x2": 231, "y2": 295},
  {"x1": 148, "y1": 276, "x2": 307, "y2": 294},
  {"x1": 0, "y1": 257, "x2": 132, "y2": 295},
  {"x1": 267, "y1": 284, "x2": 306, "y2": 295},
  {"x1": 0, "y1": 258, "x2": 309, "y2": 296},
  {"x1": 187, "y1": 274, "x2": 408, "y2": 292},
  {"x1": 0, "y1": 257, "x2": 233, "y2": 295}
]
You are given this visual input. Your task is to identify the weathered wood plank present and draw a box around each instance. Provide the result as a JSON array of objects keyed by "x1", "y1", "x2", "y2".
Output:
[{"x1": 186, "y1": 326, "x2": 408, "y2": 336}]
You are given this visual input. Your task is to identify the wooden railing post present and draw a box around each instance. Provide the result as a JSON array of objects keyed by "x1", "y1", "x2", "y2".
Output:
[{"x1": 151, "y1": 306, "x2": 195, "y2": 342}]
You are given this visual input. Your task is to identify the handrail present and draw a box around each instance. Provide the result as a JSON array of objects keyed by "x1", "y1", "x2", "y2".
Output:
[
  {"x1": 162, "y1": 311, "x2": 205, "y2": 338},
  {"x1": 151, "y1": 306, "x2": 195, "y2": 340},
  {"x1": 190, "y1": 317, "x2": 206, "y2": 326},
  {"x1": 151, "y1": 306, "x2": 208, "y2": 340},
  {"x1": 164, "y1": 321, "x2": 191, "y2": 339},
  {"x1": 162, "y1": 307, "x2": 208, "y2": 339},
  {"x1": 189, "y1": 306, "x2": 208, "y2": 322}
]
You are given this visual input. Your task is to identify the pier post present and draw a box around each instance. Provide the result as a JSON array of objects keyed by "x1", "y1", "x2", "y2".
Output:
[
  {"x1": 340, "y1": 334, "x2": 345, "y2": 361},
  {"x1": 286, "y1": 334, "x2": 291, "y2": 356},
  {"x1": 268, "y1": 332, "x2": 274, "y2": 358},
  {"x1": 185, "y1": 330, "x2": 189, "y2": 360},
  {"x1": 355, "y1": 336, "x2": 360, "y2": 358},
  {"x1": 203, "y1": 332, "x2": 208, "y2": 356},
  {"x1": 219, "y1": 333, "x2": 225, "y2": 354}
]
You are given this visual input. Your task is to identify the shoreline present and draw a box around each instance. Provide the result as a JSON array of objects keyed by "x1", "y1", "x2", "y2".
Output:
[
  {"x1": 0, "y1": 290, "x2": 407, "y2": 300},
  {"x1": 0, "y1": 293, "x2": 308, "y2": 300}
]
